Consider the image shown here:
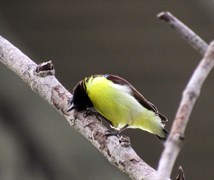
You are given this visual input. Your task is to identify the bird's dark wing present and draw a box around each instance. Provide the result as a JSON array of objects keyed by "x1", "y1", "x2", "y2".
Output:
[{"x1": 105, "y1": 74, "x2": 167, "y2": 122}]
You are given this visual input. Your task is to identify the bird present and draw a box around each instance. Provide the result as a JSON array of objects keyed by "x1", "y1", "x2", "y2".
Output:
[{"x1": 69, "y1": 74, "x2": 168, "y2": 142}]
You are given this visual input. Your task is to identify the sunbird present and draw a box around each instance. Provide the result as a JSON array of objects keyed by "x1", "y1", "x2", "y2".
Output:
[{"x1": 69, "y1": 74, "x2": 168, "y2": 142}]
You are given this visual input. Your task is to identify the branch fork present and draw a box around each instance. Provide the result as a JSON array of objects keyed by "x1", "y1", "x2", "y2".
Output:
[{"x1": 157, "y1": 12, "x2": 214, "y2": 179}]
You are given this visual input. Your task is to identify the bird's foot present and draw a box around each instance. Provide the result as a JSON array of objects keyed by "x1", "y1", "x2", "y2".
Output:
[
  {"x1": 83, "y1": 109, "x2": 103, "y2": 121},
  {"x1": 83, "y1": 109, "x2": 94, "y2": 117},
  {"x1": 119, "y1": 135, "x2": 131, "y2": 147},
  {"x1": 105, "y1": 130, "x2": 131, "y2": 147},
  {"x1": 105, "y1": 130, "x2": 120, "y2": 138}
]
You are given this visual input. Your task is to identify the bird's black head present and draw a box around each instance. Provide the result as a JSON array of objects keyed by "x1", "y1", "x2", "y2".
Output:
[{"x1": 69, "y1": 80, "x2": 93, "y2": 111}]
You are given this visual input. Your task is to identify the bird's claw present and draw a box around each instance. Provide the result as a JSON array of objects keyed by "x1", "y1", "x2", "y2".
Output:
[
  {"x1": 119, "y1": 135, "x2": 131, "y2": 147},
  {"x1": 83, "y1": 109, "x2": 103, "y2": 122},
  {"x1": 105, "y1": 130, "x2": 120, "y2": 138},
  {"x1": 83, "y1": 109, "x2": 94, "y2": 117}
]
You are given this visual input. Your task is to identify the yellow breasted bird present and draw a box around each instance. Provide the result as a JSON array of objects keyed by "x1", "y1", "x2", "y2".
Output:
[{"x1": 69, "y1": 74, "x2": 168, "y2": 142}]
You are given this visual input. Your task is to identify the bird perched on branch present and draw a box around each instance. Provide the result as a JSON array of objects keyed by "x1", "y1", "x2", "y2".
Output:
[{"x1": 69, "y1": 74, "x2": 168, "y2": 142}]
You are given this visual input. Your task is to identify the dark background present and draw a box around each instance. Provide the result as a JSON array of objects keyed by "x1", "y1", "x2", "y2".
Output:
[{"x1": 0, "y1": 1, "x2": 214, "y2": 180}]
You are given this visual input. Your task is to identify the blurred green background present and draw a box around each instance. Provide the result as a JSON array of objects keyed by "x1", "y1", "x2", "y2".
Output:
[{"x1": 0, "y1": 1, "x2": 214, "y2": 180}]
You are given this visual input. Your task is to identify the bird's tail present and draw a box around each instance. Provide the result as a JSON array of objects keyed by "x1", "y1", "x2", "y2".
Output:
[{"x1": 156, "y1": 128, "x2": 168, "y2": 144}]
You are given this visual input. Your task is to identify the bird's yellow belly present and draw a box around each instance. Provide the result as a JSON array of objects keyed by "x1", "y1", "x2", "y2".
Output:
[
  {"x1": 87, "y1": 82, "x2": 134, "y2": 129},
  {"x1": 90, "y1": 89, "x2": 163, "y2": 134}
]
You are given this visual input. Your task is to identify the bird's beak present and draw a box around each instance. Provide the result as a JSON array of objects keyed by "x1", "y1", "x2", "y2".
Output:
[
  {"x1": 67, "y1": 98, "x2": 76, "y2": 112},
  {"x1": 67, "y1": 104, "x2": 75, "y2": 112}
]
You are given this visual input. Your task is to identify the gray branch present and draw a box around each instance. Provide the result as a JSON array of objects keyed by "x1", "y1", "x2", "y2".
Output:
[
  {"x1": 0, "y1": 35, "x2": 161, "y2": 180},
  {"x1": 157, "y1": 11, "x2": 208, "y2": 55},
  {"x1": 157, "y1": 12, "x2": 214, "y2": 179}
]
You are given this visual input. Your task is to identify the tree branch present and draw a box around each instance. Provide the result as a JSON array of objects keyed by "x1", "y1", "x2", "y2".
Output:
[
  {"x1": 0, "y1": 35, "x2": 161, "y2": 180},
  {"x1": 157, "y1": 12, "x2": 214, "y2": 179},
  {"x1": 157, "y1": 11, "x2": 208, "y2": 55}
]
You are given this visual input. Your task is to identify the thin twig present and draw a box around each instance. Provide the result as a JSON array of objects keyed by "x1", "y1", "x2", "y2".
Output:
[
  {"x1": 157, "y1": 12, "x2": 214, "y2": 179},
  {"x1": 0, "y1": 35, "x2": 161, "y2": 180},
  {"x1": 157, "y1": 11, "x2": 208, "y2": 55}
]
